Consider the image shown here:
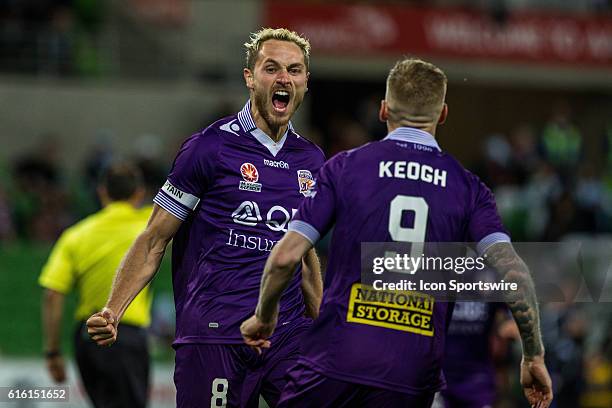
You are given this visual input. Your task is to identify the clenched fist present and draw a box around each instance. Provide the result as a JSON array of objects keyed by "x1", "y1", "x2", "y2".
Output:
[{"x1": 86, "y1": 308, "x2": 118, "y2": 346}]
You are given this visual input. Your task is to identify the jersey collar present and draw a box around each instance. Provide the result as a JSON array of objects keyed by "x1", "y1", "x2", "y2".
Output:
[
  {"x1": 384, "y1": 127, "x2": 441, "y2": 152},
  {"x1": 103, "y1": 201, "x2": 137, "y2": 214},
  {"x1": 237, "y1": 100, "x2": 294, "y2": 157}
]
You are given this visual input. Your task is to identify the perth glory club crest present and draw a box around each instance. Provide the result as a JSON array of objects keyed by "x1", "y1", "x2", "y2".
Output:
[
  {"x1": 297, "y1": 170, "x2": 316, "y2": 197},
  {"x1": 239, "y1": 163, "x2": 262, "y2": 192}
]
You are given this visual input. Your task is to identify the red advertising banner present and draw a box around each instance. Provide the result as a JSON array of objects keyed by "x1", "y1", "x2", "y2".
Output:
[
  {"x1": 264, "y1": 1, "x2": 612, "y2": 67},
  {"x1": 129, "y1": 0, "x2": 189, "y2": 26}
]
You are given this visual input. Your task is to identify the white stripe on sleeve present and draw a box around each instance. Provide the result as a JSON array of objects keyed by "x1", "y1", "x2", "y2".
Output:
[
  {"x1": 161, "y1": 180, "x2": 200, "y2": 210},
  {"x1": 154, "y1": 192, "x2": 190, "y2": 221},
  {"x1": 477, "y1": 232, "x2": 511, "y2": 256},
  {"x1": 288, "y1": 220, "x2": 321, "y2": 245}
]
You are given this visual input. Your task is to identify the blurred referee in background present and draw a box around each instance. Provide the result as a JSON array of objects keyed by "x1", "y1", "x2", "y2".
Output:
[{"x1": 39, "y1": 161, "x2": 153, "y2": 408}]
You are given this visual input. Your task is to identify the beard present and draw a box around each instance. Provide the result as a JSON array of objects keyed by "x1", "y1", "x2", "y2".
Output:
[{"x1": 253, "y1": 87, "x2": 304, "y2": 133}]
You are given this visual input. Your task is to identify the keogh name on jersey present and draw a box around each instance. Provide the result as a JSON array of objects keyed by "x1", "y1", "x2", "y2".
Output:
[{"x1": 379, "y1": 161, "x2": 447, "y2": 187}]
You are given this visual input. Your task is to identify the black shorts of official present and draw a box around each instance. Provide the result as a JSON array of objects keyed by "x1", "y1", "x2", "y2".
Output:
[{"x1": 74, "y1": 321, "x2": 150, "y2": 408}]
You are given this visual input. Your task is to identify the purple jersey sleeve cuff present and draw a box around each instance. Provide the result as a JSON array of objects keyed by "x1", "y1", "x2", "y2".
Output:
[
  {"x1": 288, "y1": 220, "x2": 321, "y2": 245},
  {"x1": 154, "y1": 191, "x2": 190, "y2": 221},
  {"x1": 477, "y1": 232, "x2": 511, "y2": 256}
]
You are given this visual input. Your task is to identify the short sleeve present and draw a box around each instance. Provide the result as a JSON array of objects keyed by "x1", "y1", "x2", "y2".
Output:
[
  {"x1": 467, "y1": 176, "x2": 510, "y2": 255},
  {"x1": 38, "y1": 230, "x2": 76, "y2": 294},
  {"x1": 289, "y1": 152, "x2": 346, "y2": 245},
  {"x1": 154, "y1": 129, "x2": 220, "y2": 221}
]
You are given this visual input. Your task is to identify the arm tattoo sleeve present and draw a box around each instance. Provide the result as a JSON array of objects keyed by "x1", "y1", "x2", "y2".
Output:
[{"x1": 484, "y1": 243, "x2": 544, "y2": 358}]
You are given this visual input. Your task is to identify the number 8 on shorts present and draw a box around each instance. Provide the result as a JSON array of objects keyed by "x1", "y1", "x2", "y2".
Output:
[{"x1": 211, "y1": 378, "x2": 228, "y2": 408}]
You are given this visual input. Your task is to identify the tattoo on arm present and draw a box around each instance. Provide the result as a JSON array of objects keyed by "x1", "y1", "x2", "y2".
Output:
[{"x1": 485, "y1": 243, "x2": 544, "y2": 358}]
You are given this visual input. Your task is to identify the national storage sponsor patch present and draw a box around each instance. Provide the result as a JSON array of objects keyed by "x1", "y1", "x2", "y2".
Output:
[{"x1": 347, "y1": 283, "x2": 435, "y2": 336}]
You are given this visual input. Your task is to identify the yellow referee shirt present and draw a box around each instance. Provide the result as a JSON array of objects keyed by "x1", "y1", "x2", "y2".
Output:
[{"x1": 39, "y1": 202, "x2": 153, "y2": 327}]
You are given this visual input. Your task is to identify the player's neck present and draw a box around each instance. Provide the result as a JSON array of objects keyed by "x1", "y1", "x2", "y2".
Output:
[
  {"x1": 250, "y1": 106, "x2": 287, "y2": 143},
  {"x1": 260, "y1": 122, "x2": 287, "y2": 143},
  {"x1": 387, "y1": 122, "x2": 437, "y2": 137}
]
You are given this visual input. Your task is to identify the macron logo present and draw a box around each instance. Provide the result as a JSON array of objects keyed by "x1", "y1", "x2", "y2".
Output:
[
  {"x1": 263, "y1": 159, "x2": 289, "y2": 169},
  {"x1": 220, "y1": 120, "x2": 241, "y2": 137}
]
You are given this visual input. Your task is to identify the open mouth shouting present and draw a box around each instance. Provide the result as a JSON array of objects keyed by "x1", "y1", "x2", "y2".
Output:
[{"x1": 272, "y1": 90, "x2": 291, "y2": 114}]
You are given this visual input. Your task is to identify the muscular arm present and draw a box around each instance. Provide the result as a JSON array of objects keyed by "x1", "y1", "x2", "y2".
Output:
[
  {"x1": 106, "y1": 205, "x2": 181, "y2": 320},
  {"x1": 484, "y1": 242, "x2": 543, "y2": 359},
  {"x1": 256, "y1": 232, "x2": 313, "y2": 324},
  {"x1": 484, "y1": 242, "x2": 553, "y2": 406},
  {"x1": 88, "y1": 205, "x2": 181, "y2": 346},
  {"x1": 300, "y1": 248, "x2": 323, "y2": 319},
  {"x1": 240, "y1": 232, "x2": 313, "y2": 351}
]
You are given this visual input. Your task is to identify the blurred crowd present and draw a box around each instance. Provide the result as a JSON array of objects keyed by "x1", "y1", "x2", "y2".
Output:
[
  {"x1": 0, "y1": 0, "x2": 108, "y2": 76},
  {"x1": 475, "y1": 102, "x2": 612, "y2": 242},
  {"x1": 1, "y1": 0, "x2": 612, "y2": 78},
  {"x1": 0, "y1": 130, "x2": 168, "y2": 243}
]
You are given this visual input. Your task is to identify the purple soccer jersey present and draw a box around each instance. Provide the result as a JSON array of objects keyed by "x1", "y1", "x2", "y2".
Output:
[
  {"x1": 288, "y1": 127, "x2": 510, "y2": 395},
  {"x1": 154, "y1": 102, "x2": 325, "y2": 345},
  {"x1": 441, "y1": 302, "x2": 506, "y2": 407},
  {"x1": 445, "y1": 301, "x2": 503, "y2": 373}
]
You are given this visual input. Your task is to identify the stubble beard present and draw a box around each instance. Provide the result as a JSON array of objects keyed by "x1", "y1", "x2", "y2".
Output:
[{"x1": 253, "y1": 88, "x2": 304, "y2": 134}]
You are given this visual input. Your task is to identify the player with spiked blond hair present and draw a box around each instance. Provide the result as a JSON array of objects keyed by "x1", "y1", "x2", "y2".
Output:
[{"x1": 86, "y1": 27, "x2": 324, "y2": 407}]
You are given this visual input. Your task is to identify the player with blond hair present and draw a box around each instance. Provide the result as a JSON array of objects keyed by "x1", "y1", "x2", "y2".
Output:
[
  {"x1": 242, "y1": 58, "x2": 553, "y2": 408},
  {"x1": 86, "y1": 28, "x2": 324, "y2": 407}
]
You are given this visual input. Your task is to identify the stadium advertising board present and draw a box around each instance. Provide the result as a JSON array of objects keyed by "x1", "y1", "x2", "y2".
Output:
[{"x1": 265, "y1": 0, "x2": 612, "y2": 67}]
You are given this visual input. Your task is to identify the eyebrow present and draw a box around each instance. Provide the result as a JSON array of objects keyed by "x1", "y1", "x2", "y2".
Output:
[{"x1": 262, "y1": 58, "x2": 305, "y2": 68}]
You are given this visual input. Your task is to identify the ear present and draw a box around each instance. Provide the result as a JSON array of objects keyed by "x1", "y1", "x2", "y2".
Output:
[
  {"x1": 244, "y1": 68, "x2": 254, "y2": 90},
  {"x1": 97, "y1": 186, "x2": 110, "y2": 206},
  {"x1": 305, "y1": 71, "x2": 310, "y2": 92},
  {"x1": 131, "y1": 187, "x2": 146, "y2": 206},
  {"x1": 438, "y1": 103, "x2": 448, "y2": 125},
  {"x1": 379, "y1": 100, "x2": 389, "y2": 123}
]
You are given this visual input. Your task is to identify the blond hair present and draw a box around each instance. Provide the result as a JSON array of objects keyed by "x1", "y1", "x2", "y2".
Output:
[
  {"x1": 386, "y1": 58, "x2": 447, "y2": 123},
  {"x1": 244, "y1": 28, "x2": 311, "y2": 70}
]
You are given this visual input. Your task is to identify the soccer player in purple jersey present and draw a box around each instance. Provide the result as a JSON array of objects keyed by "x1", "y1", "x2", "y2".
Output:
[
  {"x1": 438, "y1": 301, "x2": 514, "y2": 408},
  {"x1": 85, "y1": 28, "x2": 325, "y2": 407},
  {"x1": 241, "y1": 58, "x2": 553, "y2": 408}
]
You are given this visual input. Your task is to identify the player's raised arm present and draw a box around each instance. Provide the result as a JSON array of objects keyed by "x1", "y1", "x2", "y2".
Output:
[
  {"x1": 241, "y1": 232, "x2": 313, "y2": 350},
  {"x1": 86, "y1": 204, "x2": 181, "y2": 346},
  {"x1": 483, "y1": 242, "x2": 553, "y2": 407},
  {"x1": 300, "y1": 247, "x2": 323, "y2": 319}
]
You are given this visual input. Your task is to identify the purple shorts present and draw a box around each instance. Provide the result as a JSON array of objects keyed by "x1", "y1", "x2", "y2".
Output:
[
  {"x1": 278, "y1": 363, "x2": 435, "y2": 408},
  {"x1": 173, "y1": 319, "x2": 309, "y2": 408}
]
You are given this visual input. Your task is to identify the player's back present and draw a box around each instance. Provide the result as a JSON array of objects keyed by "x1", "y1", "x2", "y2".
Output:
[{"x1": 293, "y1": 128, "x2": 507, "y2": 395}]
